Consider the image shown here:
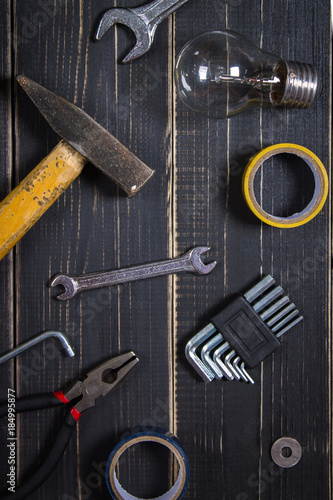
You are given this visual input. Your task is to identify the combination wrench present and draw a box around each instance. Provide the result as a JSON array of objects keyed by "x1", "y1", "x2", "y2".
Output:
[
  {"x1": 51, "y1": 246, "x2": 216, "y2": 300},
  {"x1": 95, "y1": 0, "x2": 190, "y2": 63}
]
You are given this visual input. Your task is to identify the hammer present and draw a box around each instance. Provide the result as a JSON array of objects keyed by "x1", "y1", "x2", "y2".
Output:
[{"x1": 0, "y1": 76, "x2": 154, "y2": 261}]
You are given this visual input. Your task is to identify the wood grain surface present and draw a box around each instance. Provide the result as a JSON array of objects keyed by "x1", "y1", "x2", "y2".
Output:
[{"x1": 0, "y1": 0, "x2": 331, "y2": 499}]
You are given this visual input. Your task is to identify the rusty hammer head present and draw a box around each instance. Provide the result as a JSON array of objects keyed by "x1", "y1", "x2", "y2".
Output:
[{"x1": 17, "y1": 76, "x2": 154, "y2": 196}]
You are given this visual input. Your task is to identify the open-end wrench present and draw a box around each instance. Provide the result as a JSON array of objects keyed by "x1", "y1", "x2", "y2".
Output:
[
  {"x1": 95, "y1": 0, "x2": 190, "y2": 63},
  {"x1": 51, "y1": 246, "x2": 216, "y2": 300}
]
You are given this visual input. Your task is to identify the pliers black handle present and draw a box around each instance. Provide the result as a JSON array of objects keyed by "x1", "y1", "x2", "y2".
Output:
[
  {"x1": 0, "y1": 392, "x2": 79, "y2": 500},
  {"x1": 0, "y1": 352, "x2": 138, "y2": 500},
  {"x1": 0, "y1": 391, "x2": 71, "y2": 415}
]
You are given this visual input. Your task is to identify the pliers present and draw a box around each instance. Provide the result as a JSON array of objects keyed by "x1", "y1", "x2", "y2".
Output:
[{"x1": 0, "y1": 352, "x2": 138, "y2": 500}]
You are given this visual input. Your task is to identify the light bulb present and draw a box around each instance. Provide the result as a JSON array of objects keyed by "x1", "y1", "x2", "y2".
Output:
[{"x1": 175, "y1": 30, "x2": 322, "y2": 118}]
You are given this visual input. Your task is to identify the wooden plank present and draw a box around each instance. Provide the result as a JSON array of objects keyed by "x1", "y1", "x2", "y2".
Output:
[
  {"x1": 255, "y1": 2, "x2": 331, "y2": 499},
  {"x1": 0, "y1": 0, "x2": 173, "y2": 498},
  {"x1": 0, "y1": 0, "x2": 14, "y2": 490},
  {"x1": 174, "y1": 0, "x2": 331, "y2": 499}
]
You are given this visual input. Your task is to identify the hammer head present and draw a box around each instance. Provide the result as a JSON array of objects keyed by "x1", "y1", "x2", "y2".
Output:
[{"x1": 17, "y1": 76, "x2": 154, "y2": 196}]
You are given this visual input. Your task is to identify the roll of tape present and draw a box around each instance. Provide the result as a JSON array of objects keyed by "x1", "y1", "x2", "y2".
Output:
[
  {"x1": 106, "y1": 430, "x2": 190, "y2": 500},
  {"x1": 242, "y1": 144, "x2": 328, "y2": 228}
]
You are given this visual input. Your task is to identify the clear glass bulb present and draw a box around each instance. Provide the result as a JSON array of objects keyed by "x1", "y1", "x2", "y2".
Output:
[{"x1": 175, "y1": 30, "x2": 322, "y2": 118}]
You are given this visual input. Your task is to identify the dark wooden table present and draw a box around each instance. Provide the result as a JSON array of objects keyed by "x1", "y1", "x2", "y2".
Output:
[{"x1": 0, "y1": 1, "x2": 331, "y2": 499}]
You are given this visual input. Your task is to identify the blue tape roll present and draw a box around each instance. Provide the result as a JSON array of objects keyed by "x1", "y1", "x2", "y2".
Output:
[{"x1": 105, "y1": 429, "x2": 190, "y2": 500}]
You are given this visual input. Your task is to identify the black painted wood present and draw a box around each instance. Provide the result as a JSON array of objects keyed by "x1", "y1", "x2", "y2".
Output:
[
  {"x1": 0, "y1": 0, "x2": 331, "y2": 499},
  {"x1": 0, "y1": 0, "x2": 14, "y2": 488}
]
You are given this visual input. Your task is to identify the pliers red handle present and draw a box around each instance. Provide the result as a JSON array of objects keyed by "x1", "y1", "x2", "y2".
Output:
[{"x1": 0, "y1": 352, "x2": 138, "y2": 500}]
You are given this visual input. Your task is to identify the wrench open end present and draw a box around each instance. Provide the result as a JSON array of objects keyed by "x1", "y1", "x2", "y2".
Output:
[
  {"x1": 95, "y1": 9, "x2": 130, "y2": 40},
  {"x1": 121, "y1": 36, "x2": 152, "y2": 63},
  {"x1": 189, "y1": 246, "x2": 217, "y2": 275},
  {"x1": 95, "y1": 9, "x2": 152, "y2": 63},
  {"x1": 51, "y1": 274, "x2": 77, "y2": 301},
  {"x1": 95, "y1": 0, "x2": 190, "y2": 63}
]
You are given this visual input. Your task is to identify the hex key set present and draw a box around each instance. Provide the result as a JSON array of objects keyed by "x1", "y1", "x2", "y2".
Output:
[{"x1": 186, "y1": 275, "x2": 303, "y2": 383}]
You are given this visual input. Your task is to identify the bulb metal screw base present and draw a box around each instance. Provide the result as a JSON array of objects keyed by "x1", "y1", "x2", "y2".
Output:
[{"x1": 277, "y1": 61, "x2": 322, "y2": 108}]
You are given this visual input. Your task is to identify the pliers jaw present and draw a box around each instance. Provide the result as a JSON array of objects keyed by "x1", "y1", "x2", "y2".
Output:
[{"x1": 63, "y1": 351, "x2": 139, "y2": 414}]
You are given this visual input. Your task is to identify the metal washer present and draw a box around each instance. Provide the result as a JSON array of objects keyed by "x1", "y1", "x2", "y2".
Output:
[{"x1": 271, "y1": 437, "x2": 302, "y2": 468}]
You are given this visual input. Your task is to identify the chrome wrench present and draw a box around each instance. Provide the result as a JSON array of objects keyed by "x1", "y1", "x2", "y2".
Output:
[
  {"x1": 51, "y1": 246, "x2": 216, "y2": 300},
  {"x1": 95, "y1": 0, "x2": 190, "y2": 63}
]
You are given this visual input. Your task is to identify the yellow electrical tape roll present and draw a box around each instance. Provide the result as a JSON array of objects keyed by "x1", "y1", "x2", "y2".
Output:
[{"x1": 242, "y1": 144, "x2": 328, "y2": 228}]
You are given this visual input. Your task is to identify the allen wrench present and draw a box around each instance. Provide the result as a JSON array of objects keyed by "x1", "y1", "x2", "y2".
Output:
[{"x1": 0, "y1": 331, "x2": 75, "y2": 365}]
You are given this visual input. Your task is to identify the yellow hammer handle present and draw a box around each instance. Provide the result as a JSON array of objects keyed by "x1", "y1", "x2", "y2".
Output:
[{"x1": 0, "y1": 140, "x2": 87, "y2": 261}]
